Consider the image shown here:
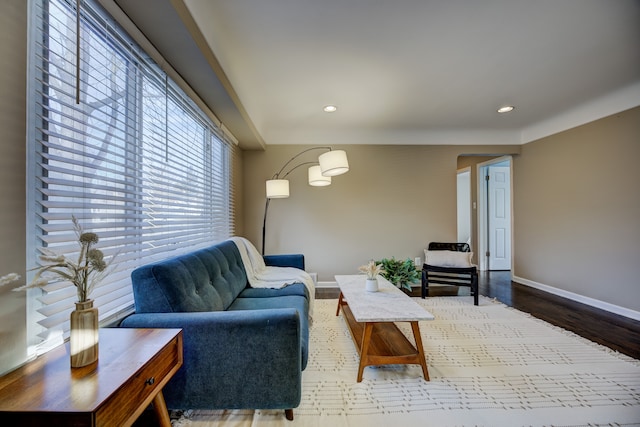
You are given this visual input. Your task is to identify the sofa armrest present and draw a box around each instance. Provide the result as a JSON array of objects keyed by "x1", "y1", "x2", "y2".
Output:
[
  {"x1": 119, "y1": 308, "x2": 302, "y2": 410},
  {"x1": 263, "y1": 253, "x2": 305, "y2": 270}
]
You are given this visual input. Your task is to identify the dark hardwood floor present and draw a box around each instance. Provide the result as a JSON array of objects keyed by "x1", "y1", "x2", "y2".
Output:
[{"x1": 318, "y1": 271, "x2": 640, "y2": 360}]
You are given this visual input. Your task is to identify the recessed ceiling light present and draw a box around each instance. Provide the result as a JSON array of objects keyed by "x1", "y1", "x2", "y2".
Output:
[
  {"x1": 497, "y1": 105, "x2": 515, "y2": 113},
  {"x1": 323, "y1": 105, "x2": 337, "y2": 113}
]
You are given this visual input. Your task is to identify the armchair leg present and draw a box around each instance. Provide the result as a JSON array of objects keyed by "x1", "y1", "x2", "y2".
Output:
[
  {"x1": 421, "y1": 270, "x2": 428, "y2": 299},
  {"x1": 285, "y1": 409, "x2": 294, "y2": 421},
  {"x1": 472, "y1": 272, "x2": 479, "y2": 306}
]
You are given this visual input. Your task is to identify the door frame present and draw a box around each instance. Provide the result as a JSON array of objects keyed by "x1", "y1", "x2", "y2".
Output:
[{"x1": 476, "y1": 156, "x2": 513, "y2": 271}]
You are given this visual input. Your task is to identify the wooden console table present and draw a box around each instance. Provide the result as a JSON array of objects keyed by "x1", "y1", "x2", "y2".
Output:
[{"x1": 0, "y1": 328, "x2": 183, "y2": 427}]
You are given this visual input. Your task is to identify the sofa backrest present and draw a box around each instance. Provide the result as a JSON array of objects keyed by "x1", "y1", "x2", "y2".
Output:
[{"x1": 130, "y1": 240, "x2": 248, "y2": 313}]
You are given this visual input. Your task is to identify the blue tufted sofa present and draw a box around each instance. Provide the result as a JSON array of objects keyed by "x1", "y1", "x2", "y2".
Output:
[{"x1": 119, "y1": 239, "x2": 309, "y2": 419}]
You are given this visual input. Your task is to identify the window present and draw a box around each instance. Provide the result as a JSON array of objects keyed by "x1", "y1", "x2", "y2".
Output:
[{"x1": 26, "y1": 0, "x2": 236, "y2": 354}]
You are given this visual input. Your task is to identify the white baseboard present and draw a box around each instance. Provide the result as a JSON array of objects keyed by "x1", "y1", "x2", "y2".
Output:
[
  {"x1": 317, "y1": 281, "x2": 338, "y2": 289},
  {"x1": 512, "y1": 275, "x2": 640, "y2": 321},
  {"x1": 307, "y1": 272, "x2": 318, "y2": 287}
]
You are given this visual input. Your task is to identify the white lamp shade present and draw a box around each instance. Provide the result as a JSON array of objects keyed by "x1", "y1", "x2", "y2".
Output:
[
  {"x1": 319, "y1": 150, "x2": 349, "y2": 177},
  {"x1": 266, "y1": 179, "x2": 290, "y2": 198},
  {"x1": 308, "y1": 165, "x2": 331, "y2": 186}
]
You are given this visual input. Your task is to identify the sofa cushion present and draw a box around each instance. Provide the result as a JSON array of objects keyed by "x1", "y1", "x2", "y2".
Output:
[
  {"x1": 238, "y1": 282, "x2": 309, "y2": 300},
  {"x1": 424, "y1": 249, "x2": 474, "y2": 268},
  {"x1": 130, "y1": 240, "x2": 248, "y2": 313},
  {"x1": 134, "y1": 255, "x2": 225, "y2": 313},
  {"x1": 198, "y1": 242, "x2": 248, "y2": 307},
  {"x1": 227, "y1": 295, "x2": 309, "y2": 370}
]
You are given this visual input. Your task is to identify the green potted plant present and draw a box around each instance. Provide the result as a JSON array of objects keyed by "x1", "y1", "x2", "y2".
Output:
[{"x1": 376, "y1": 257, "x2": 419, "y2": 292}]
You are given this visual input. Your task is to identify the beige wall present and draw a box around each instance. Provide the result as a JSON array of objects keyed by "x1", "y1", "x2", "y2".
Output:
[
  {"x1": 513, "y1": 107, "x2": 640, "y2": 313},
  {"x1": 245, "y1": 109, "x2": 640, "y2": 315},
  {"x1": 0, "y1": 0, "x2": 27, "y2": 374},
  {"x1": 243, "y1": 145, "x2": 520, "y2": 282},
  {"x1": 456, "y1": 155, "x2": 501, "y2": 264}
]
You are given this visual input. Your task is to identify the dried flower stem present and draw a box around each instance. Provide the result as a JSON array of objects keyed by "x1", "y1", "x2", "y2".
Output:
[
  {"x1": 358, "y1": 260, "x2": 385, "y2": 280},
  {"x1": 0, "y1": 273, "x2": 21, "y2": 288},
  {"x1": 12, "y1": 216, "x2": 117, "y2": 302}
]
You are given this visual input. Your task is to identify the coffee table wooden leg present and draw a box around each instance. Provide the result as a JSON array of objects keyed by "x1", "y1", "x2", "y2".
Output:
[
  {"x1": 357, "y1": 322, "x2": 374, "y2": 382},
  {"x1": 152, "y1": 390, "x2": 172, "y2": 427},
  {"x1": 410, "y1": 321, "x2": 429, "y2": 381},
  {"x1": 336, "y1": 292, "x2": 344, "y2": 316}
]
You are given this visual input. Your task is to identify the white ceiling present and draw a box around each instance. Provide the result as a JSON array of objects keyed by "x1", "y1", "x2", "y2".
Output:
[{"x1": 114, "y1": 0, "x2": 640, "y2": 149}]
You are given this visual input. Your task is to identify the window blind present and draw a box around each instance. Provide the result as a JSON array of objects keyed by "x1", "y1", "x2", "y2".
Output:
[{"x1": 27, "y1": 0, "x2": 236, "y2": 353}]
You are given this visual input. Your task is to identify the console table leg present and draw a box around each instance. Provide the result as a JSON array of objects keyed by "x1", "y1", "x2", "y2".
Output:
[
  {"x1": 410, "y1": 321, "x2": 429, "y2": 381},
  {"x1": 152, "y1": 391, "x2": 172, "y2": 427}
]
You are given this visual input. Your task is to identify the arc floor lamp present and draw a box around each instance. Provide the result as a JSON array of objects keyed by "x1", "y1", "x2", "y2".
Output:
[{"x1": 262, "y1": 147, "x2": 349, "y2": 254}]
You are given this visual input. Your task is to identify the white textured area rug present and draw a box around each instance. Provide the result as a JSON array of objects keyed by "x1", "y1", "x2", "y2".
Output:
[{"x1": 171, "y1": 296, "x2": 640, "y2": 427}]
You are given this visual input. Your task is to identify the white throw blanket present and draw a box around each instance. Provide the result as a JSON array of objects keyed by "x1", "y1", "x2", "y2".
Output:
[{"x1": 229, "y1": 237, "x2": 315, "y2": 320}]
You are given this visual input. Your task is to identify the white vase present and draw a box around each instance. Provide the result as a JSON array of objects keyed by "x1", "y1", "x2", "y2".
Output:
[{"x1": 365, "y1": 278, "x2": 378, "y2": 292}]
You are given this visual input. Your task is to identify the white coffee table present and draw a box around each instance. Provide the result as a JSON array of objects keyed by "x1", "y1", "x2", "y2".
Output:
[{"x1": 335, "y1": 274, "x2": 435, "y2": 382}]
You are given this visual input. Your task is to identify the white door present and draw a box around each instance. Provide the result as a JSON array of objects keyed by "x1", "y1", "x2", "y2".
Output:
[{"x1": 488, "y1": 166, "x2": 511, "y2": 270}]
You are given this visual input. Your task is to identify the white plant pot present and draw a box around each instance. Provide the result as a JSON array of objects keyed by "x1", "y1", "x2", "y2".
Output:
[{"x1": 365, "y1": 278, "x2": 379, "y2": 292}]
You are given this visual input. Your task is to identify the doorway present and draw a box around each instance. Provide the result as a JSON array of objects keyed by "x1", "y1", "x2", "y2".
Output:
[
  {"x1": 456, "y1": 167, "x2": 471, "y2": 244},
  {"x1": 477, "y1": 156, "x2": 512, "y2": 271}
]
